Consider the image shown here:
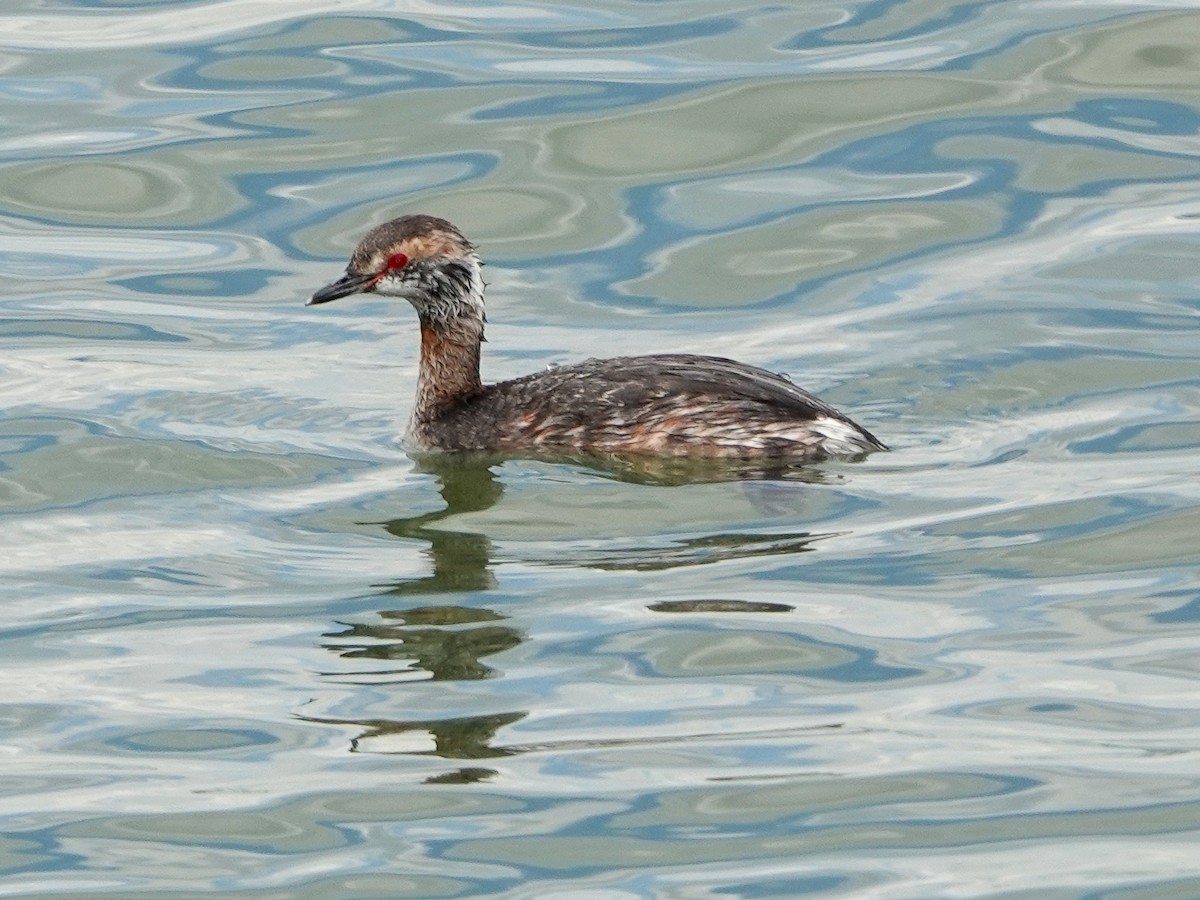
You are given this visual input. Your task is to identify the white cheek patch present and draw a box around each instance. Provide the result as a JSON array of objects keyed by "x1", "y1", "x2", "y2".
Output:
[{"x1": 374, "y1": 272, "x2": 423, "y2": 301}]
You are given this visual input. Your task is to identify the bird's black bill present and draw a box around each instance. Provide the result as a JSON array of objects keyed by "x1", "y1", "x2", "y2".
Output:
[{"x1": 307, "y1": 270, "x2": 376, "y2": 306}]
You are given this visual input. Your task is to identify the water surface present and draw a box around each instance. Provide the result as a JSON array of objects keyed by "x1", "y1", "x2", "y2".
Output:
[{"x1": 3, "y1": 0, "x2": 1200, "y2": 896}]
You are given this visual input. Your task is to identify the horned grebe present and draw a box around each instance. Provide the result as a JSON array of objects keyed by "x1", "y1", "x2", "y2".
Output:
[{"x1": 308, "y1": 215, "x2": 885, "y2": 460}]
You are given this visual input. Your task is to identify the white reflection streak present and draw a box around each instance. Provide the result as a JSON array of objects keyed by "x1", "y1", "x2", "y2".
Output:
[
  {"x1": 497, "y1": 58, "x2": 660, "y2": 75},
  {"x1": 0, "y1": 220, "x2": 271, "y2": 282},
  {"x1": 718, "y1": 184, "x2": 1200, "y2": 362},
  {"x1": 808, "y1": 43, "x2": 960, "y2": 70},
  {"x1": 916, "y1": 186, "x2": 1200, "y2": 294},
  {"x1": 1035, "y1": 117, "x2": 1200, "y2": 159},
  {"x1": 0, "y1": 515, "x2": 228, "y2": 572},
  {"x1": 0, "y1": 233, "x2": 235, "y2": 265},
  {"x1": 2, "y1": 0, "x2": 564, "y2": 50}
]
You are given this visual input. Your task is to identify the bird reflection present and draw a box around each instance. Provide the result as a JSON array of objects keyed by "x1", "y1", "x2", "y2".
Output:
[
  {"x1": 377, "y1": 455, "x2": 504, "y2": 595},
  {"x1": 374, "y1": 453, "x2": 827, "y2": 582},
  {"x1": 321, "y1": 606, "x2": 520, "y2": 682},
  {"x1": 303, "y1": 457, "x2": 525, "y2": 777},
  {"x1": 307, "y1": 454, "x2": 828, "y2": 774},
  {"x1": 319, "y1": 459, "x2": 520, "y2": 684},
  {"x1": 505, "y1": 449, "x2": 837, "y2": 487},
  {"x1": 553, "y1": 528, "x2": 821, "y2": 572},
  {"x1": 304, "y1": 710, "x2": 525, "y2": 760}
]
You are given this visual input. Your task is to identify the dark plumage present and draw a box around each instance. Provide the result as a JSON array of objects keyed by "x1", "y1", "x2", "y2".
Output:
[{"x1": 417, "y1": 354, "x2": 884, "y2": 457}]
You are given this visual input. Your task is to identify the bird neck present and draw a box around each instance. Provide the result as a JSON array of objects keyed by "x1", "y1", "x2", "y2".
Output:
[{"x1": 413, "y1": 309, "x2": 484, "y2": 422}]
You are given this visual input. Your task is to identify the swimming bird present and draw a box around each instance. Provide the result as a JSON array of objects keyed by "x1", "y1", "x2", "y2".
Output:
[{"x1": 308, "y1": 215, "x2": 885, "y2": 461}]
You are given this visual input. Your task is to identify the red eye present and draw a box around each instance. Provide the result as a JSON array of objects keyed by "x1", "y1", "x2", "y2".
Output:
[{"x1": 386, "y1": 252, "x2": 409, "y2": 270}]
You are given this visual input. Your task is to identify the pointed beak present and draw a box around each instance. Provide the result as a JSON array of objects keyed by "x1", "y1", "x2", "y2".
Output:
[{"x1": 307, "y1": 269, "x2": 378, "y2": 306}]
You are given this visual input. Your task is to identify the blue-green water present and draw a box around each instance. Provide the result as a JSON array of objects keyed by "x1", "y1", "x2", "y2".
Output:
[{"x1": 3, "y1": 1, "x2": 1200, "y2": 896}]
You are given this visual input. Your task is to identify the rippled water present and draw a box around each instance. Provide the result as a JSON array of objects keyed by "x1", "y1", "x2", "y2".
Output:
[{"x1": 4, "y1": 0, "x2": 1200, "y2": 896}]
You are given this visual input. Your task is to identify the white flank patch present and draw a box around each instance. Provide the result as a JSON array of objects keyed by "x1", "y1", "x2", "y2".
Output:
[{"x1": 805, "y1": 416, "x2": 874, "y2": 455}]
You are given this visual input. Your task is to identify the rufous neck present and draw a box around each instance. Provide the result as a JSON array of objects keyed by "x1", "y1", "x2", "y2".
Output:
[{"x1": 413, "y1": 317, "x2": 483, "y2": 421}]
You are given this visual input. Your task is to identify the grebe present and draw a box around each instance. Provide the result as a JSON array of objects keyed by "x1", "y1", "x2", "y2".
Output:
[{"x1": 308, "y1": 215, "x2": 885, "y2": 460}]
